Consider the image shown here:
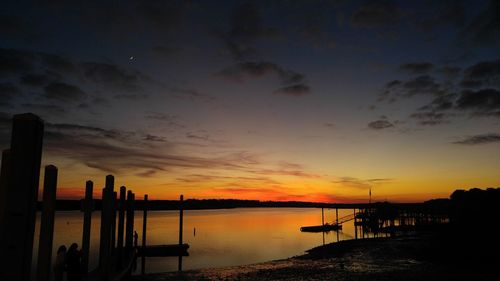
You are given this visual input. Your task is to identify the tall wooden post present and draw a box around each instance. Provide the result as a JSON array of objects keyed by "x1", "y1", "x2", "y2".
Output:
[
  {"x1": 0, "y1": 149, "x2": 11, "y2": 233},
  {"x1": 36, "y1": 165, "x2": 58, "y2": 281},
  {"x1": 0, "y1": 113, "x2": 44, "y2": 281},
  {"x1": 125, "y1": 190, "x2": 135, "y2": 256},
  {"x1": 321, "y1": 208, "x2": 325, "y2": 245},
  {"x1": 336, "y1": 208, "x2": 339, "y2": 242},
  {"x1": 111, "y1": 191, "x2": 117, "y2": 254},
  {"x1": 178, "y1": 195, "x2": 184, "y2": 272},
  {"x1": 99, "y1": 175, "x2": 114, "y2": 279},
  {"x1": 117, "y1": 186, "x2": 126, "y2": 268},
  {"x1": 354, "y1": 209, "x2": 358, "y2": 239},
  {"x1": 141, "y1": 194, "x2": 148, "y2": 275},
  {"x1": 81, "y1": 180, "x2": 93, "y2": 275}
]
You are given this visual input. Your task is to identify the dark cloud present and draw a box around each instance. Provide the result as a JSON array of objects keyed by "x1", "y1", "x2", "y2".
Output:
[
  {"x1": 217, "y1": 61, "x2": 310, "y2": 96},
  {"x1": 274, "y1": 84, "x2": 311, "y2": 97},
  {"x1": 458, "y1": 0, "x2": 500, "y2": 48},
  {"x1": 41, "y1": 122, "x2": 258, "y2": 174},
  {"x1": 399, "y1": 63, "x2": 434, "y2": 74},
  {"x1": 21, "y1": 103, "x2": 66, "y2": 116},
  {"x1": 460, "y1": 79, "x2": 483, "y2": 89},
  {"x1": 382, "y1": 75, "x2": 444, "y2": 101},
  {"x1": 186, "y1": 132, "x2": 210, "y2": 141},
  {"x1": 217, "y1": 61, "x2": 305, "y2": 85},
  {"x1": 453, "y1": 133, "x2": 500, "y2": 145},
  {"x1": 463, "y1": 59, "x2": 500, "y2": 87},
  {"x1": 456, "y1": 88, "x2": 500, "y2": 113},
  {"x1": 419, "y1": 93, "x2": 456, "y2": 111},
  {"x1": 143, "y1": 134, "x2": 166, "y2": 142},
  {"x1": 44, "y1": 82, "x2": 86, "y2": 102},
  {"x1": 402, "y1": 75, "x2": 442, "y2": 96},
  {"x1": 410, "y1": 112, "x2": 449, "y2": 126},
  {"x1": 368, "y1": 119, "x2": 394, "y2": 129},
  {"x1": 145, "y1": 112, "x2": 177, "y2": 121},
  {"x1": 439, "y1": 66, "x2": 461, "y2": 79},
  {"x1": 351, "y1": 0, "x2": 403, "y2": 28}
]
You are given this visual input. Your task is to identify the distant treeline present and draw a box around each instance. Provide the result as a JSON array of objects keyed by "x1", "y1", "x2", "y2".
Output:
[
  {"x1": 37, "y1": 198, "x2": 339, "y2": 211},
  {"x1": 37, "y1": 188, "x2": 499, "y2": 212}
]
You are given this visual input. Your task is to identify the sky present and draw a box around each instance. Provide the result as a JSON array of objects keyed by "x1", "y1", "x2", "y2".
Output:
[{"x1": 1, "y1": 0, "x2": 499, "y2": 202}]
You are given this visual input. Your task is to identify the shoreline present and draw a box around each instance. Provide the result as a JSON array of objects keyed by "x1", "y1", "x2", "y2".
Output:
[{"x1": 130, "y1": 232, "x2": 498, "y2": 281}]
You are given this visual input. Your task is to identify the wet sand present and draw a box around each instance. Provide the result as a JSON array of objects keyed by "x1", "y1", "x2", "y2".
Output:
[{"x1": 130, "y1": 233, "x2": 498, "y2": 281}]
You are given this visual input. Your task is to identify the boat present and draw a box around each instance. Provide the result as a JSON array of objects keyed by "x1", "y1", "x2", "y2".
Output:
[{"x1": 300, "y1": 223, "x2": 342, "y2": 232}]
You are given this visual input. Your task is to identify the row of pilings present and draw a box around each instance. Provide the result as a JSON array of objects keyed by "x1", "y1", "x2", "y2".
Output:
[{"x1": 0, "y1": 113, "x2": 146, "y2": 281}]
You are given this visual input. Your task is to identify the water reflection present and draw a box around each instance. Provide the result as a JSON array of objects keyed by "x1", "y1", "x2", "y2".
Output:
[{"x1": 32, "y1": 208, "x2": 359, "y2": 275}]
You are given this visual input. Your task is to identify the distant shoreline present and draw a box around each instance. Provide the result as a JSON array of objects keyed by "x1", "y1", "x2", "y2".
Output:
[{"x1": 40, "y1": 198, "x2": 435, "y2": 211}]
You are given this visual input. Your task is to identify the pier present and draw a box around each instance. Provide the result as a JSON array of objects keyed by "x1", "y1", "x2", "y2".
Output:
[{"x1": 0, "y1": 113, "x2": 189, "y2": 281}]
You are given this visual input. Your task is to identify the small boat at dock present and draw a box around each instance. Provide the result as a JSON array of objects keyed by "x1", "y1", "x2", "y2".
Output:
[{"x1": 300, "y1": 223, "x2": 342, "y2": 232}]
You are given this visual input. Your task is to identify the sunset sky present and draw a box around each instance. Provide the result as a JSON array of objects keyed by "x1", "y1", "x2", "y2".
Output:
[{"x1": 1, "y1": 0, "x2": 499, "y2": 202}]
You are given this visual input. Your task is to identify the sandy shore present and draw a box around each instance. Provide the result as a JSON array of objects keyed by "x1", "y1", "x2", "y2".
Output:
[{"x1": 130, "y1": 233, "x2": 497, "y2": 281}]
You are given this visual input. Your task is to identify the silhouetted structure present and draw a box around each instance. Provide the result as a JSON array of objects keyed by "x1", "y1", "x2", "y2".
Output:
[
  {"x1": 0, "y1": 113, "x2": 44, "y2": 281},
  {"x1": 37, "y1": 165, "x2": 58, "y2": 281}
]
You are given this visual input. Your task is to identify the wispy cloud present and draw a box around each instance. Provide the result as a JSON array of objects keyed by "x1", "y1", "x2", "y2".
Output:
[
  {"x1": 333, "y1": 177, "x2": 392, "y2": 190},
  {"x1": 452, "y1": 133, "x2": 500, "y2": 145}
]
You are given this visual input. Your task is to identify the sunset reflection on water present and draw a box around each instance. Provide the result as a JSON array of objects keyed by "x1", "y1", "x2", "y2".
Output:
[{"x1": 32, "y1": 208, "x2": 358, "y2": 275}]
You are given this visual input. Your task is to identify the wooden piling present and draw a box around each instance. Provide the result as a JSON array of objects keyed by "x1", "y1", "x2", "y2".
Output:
[
  {"x1": 117, "y1": 186, "x2": 126, "y2": 268},
  {"x1": 36, "y1": 165, "x2": 58, "y2": 281},
  {"x1": 141, "y1": 194, "x2": 148, "y2": 275},
  {"x1": 321, "y1": 208, "x2": 325, "y2": 245},
  {"x1": 111, "y1": 191, "x2": 117, "y2": 254},
  {"x1": 125, "y1": 190, "x2": 135, "y2": 256},
  {"x1": 336, "y1": 208, "x2": 339, "y2": 242},
  {"x1": 81, "y1": 180, "x2": 93, "y2": 275},
  {"x1": 178, "y1": 195, "x2": 184, "y2": 272},
  {"x1": 99, "y1": 175, "x2": 114, "y2": 279},
  {"x1": 0, "y1": 113, "x2": 44, "y2": 281},
  {"x1": 354, "y1": 209, "x2": 357, "y2": 239},
  {"x1": 0, "y1": 149, "x2": 11, "y2": 233}
]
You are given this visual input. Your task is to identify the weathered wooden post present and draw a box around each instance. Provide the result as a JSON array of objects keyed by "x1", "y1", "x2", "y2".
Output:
[
  {"x1": 0, "y1": 113, "x2": 44, "y2": 281},
  {"x1": 117, "y1": 186, "x2": 126, "y2": 268},
  {"x1": 125, "y1": 190, "x2": 135, "y2": 257},
  {"x1": 141, "y1": 194, "x2": 148, "y2": 275},
  {"x1": 336, "y1": 208, "x2": 339, "y2": 242},
  {"x1": 178, "y1": 194, "x2": 184, "y2": 272},
  {"x1": 36, "y1": 165, "x2": 58, "y2": 281},
  {"x1": 111, "y1": 191, "x2": 117, "y2": 254},
  {"x1": 354, "y1": 209, "x2": 358, "y2": 239},
  {"x1": 0, "y1": 149, "x2": 11, "y2": 232},
  {"x1": 99, "y1": 175, "x2": 114, "y2": 279},
  {"x1": 81, "y1": 180, "x2": 93, "y2": 275}
]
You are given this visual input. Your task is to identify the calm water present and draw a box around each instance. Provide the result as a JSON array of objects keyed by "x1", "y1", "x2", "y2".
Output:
[{"x1": 32, "y1": 208, "x2": 359, "y2": 276}]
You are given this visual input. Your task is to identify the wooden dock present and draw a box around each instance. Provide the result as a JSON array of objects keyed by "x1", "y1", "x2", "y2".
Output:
[{"x1": 138, "y1": 244, "x2": 190, "y2": 257}]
